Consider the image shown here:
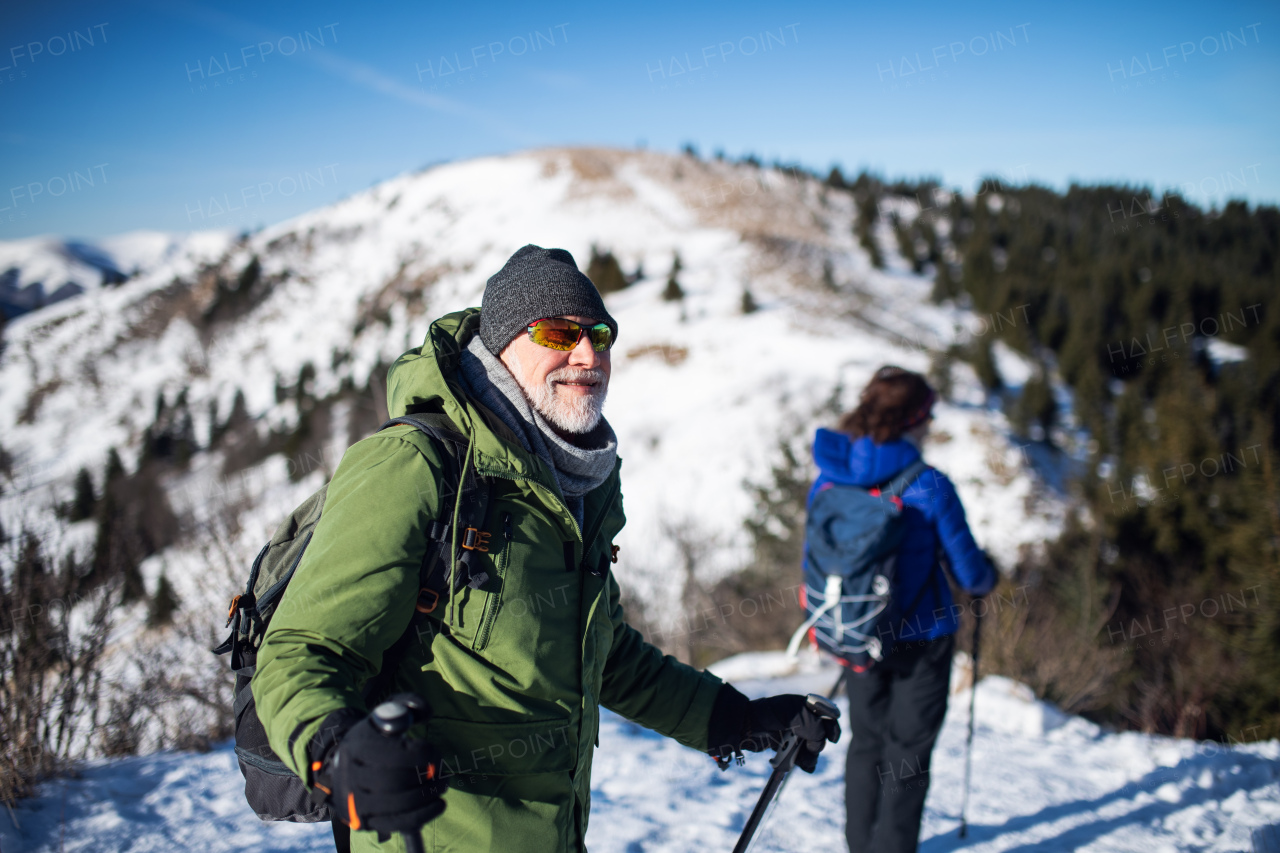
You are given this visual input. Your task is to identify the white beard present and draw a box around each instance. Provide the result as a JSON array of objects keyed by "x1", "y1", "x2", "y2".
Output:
[{"x1": 517, "y1": 364, "x2": 608, "y2": 434}]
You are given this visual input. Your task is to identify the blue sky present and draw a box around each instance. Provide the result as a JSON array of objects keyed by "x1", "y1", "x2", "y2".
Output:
[{"x1": 1, "y1": 0, "x2": 1276, "y2": 239}]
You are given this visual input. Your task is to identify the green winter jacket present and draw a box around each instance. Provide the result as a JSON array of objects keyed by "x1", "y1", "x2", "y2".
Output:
[{"x1": 253, "y1": 308, "x2": 723, "y2": 852}]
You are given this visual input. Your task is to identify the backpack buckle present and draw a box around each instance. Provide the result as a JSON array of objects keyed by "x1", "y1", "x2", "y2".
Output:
[
  {"x1": 461, "y1": 527, "x2": 491, "y2": 552},
  {"x1": 416, "y1": 588, "x2": 441, "y2": 614},
  {"x1": 226, "y1": 594, "x2": 242, "y2": 627}
]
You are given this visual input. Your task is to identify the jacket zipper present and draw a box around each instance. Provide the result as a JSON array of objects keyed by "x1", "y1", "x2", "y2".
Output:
[
  {"x1": 475, "y1": 512, "x2": 513, "y2": 651},
  {"x1": 577, "y1": 480, "x2": 621, "y2": 656},
  {"x1": 579, "y1": 480, "x2": 621, "y2": 566},
  {"x1": 579, "y1": 482, "x2": 620, "y2": 757}
]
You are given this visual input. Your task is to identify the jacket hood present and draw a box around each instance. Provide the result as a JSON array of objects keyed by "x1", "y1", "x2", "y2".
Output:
[
  {"x1": 385, "y1": 307, "x2": 561, "y2": 488},
  {"x1": 386, "y1": 308, "x2": 476, "y2": 422},
  {"x1": 812, "y1": 427, "x2": 921, "y2": 487}
]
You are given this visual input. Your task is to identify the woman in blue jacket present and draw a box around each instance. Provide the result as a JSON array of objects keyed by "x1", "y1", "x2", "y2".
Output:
[{"x1": 810, "y1": 366, "x2": 995, "y2": 853}]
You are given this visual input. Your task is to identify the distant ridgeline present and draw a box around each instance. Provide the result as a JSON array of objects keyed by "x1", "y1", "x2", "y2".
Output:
[
  {"x1": 0, "y1": 241, "x2": 127, "y2": 325},
  {"x1": 823, "y1": 164, "x2": 1277, "y2": 742}
]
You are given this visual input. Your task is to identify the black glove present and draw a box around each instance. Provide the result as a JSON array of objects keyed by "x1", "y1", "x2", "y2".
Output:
[
  {"x1": 308, "y1": 694, "x2": 447, "y2": 841},
  {"x1": 706, "y1": 684, "x2": 841, "y2": 773}
]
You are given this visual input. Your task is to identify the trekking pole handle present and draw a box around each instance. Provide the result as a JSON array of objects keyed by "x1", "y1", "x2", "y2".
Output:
[
  {"x1": 369, "y1": 700, "x2": 427, "y2": 853},
  {"x1": 771, "y1": 695, "x2": 839, "y2": 770},
  {"x1": 804, "y1": 693, "x2": 840, "y2": 722},
  {"x1": 371, "y1": 700, "x2": 412, "y2": 735}
]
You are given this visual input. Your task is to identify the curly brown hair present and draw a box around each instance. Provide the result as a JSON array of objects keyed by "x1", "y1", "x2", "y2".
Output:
[{"x1": 837, "y1": 366, "x2": 935, "y2": 443}]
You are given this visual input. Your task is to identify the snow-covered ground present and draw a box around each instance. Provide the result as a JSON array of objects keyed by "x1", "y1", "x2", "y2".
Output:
[{"x1": 2, "y1": 656, "x2": 1276, "y2": 852}]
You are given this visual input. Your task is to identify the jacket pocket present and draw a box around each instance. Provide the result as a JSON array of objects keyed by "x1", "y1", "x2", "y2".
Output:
[
  {"x1": 442, "y1": 562, "x2": 497, "y2": 649},
  {"x1": 430, "y1": 716, "x2": 576, "y2": 779}
]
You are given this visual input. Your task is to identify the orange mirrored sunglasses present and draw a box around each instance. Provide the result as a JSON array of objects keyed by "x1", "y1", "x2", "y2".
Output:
[{"x1": 526, "y1": 318, "x2": 615, "y2": 352}]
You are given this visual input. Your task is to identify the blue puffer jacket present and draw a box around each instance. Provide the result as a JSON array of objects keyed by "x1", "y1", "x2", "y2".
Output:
[{"x1": 808, "y1": 428, "x2": 996, "y2": 644}]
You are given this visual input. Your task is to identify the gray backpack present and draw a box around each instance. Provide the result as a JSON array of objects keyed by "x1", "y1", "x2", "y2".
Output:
[{"x1": 212, "y1": 413, "x2": 493, "y2": 822}]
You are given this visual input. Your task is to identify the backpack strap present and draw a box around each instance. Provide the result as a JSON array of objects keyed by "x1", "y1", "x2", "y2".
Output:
[
  {"x1": 380, "y1": 414, "x2": 479, "y2": 600},
  {"x1": 361, "y1": 413, "x2": 493, "y2": 704},
  {"x1": 876, "y1": 459, "x2": 931, "y2": 643},
  {"x1": 380, "y1": 413, "x2": 497, "y2": 597},
  {"x1": 881, "y1": 458, "x2": 930, "y2": 499}
]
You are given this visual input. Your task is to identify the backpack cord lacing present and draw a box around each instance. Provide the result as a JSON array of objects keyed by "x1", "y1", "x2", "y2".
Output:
[{"x1": 446, "y1": 437, "x2": 475, "y2": 624}]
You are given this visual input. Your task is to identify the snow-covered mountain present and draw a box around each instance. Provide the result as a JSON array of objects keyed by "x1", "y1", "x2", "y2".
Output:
[
  {"x1": 0, "y1": 147, "x2": 1059, "y2": 600},
  {"x1": 1, "y1": 147, "x2": 1068, "y2": 753},
  {"x1": 0, "y1": 230, "x2": 231, "y2": 321},
  {"x1": 0, "y1": 146, "x2": 1073, "y2": 770}
]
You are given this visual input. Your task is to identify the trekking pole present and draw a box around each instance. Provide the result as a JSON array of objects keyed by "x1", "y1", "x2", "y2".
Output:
[
  {"x1": 957, "y1": 602, "x2": 984, "y2": 839},
  {"x1": 370, "y1": 701, "x2": 428, "y2": 853},
  {"x1": 826, "y1": 667, "x2": 848, "y2": 700},
  {"x1": 731, "y1": 694, "x2": 841, "y2": 853}
]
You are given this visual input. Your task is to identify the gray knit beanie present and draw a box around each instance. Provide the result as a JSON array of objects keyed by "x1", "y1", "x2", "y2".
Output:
[{"x1": 479, "y1": 244, "x2": 618, "y2": 355}]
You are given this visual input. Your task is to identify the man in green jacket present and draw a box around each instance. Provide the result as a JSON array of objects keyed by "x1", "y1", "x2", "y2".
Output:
[{"x1": 253, "y1": 244, "x2": 840, "y2": 852}]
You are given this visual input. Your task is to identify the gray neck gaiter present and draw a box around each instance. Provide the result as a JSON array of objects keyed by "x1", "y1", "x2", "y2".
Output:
[{"x1": 459, "y1": 335, "x2": 617, "y2": 531}]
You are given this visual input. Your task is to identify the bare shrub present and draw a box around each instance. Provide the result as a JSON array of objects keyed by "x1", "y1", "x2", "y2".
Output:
[
  {"x1": 660, "y1": 518, "x2": 721, "y2": 666},
  {"x1": 90, "y1": 498, "x2": 246, "y2": 759},
  {"x1": 0, "y1": 525, "x2": 116, "y2": 805},
  {"x1": 98, "y1": 692, "x2": 146, "y2": 758},
  {"x1": 640, "y1": 434, "x2": 815, "y2": 669},
  {"x1": 697, "y1": 437, "x2": 815, "y2": 660},
  {"x1": 102, "y1": 617, "x2": 236, "y2": 756},
  {"x1": 977, "y1": 526, "x2": 1128, "y2": 717},
  {"x1": 625, "y1": 344, "x2": 689, "y2": 366}
]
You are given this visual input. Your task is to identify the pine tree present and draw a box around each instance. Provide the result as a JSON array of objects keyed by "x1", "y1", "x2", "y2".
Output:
[
  {"x1": 69, "y1": 467, "x2": 96, "y2": 522},
  {"x1": 296, "y1": 362, "x2": 316, "y2": 408},
  {"x1": 928, "y1": 349, "x2": 956, "y2": 399},
  {"x1": 89, "y1": 447, "x2": 175, "y2": 603},
  {"x1": 932, "y1": 258, "x2": 961, "y2": 302},
  {"x1": 822, "y1": 260, "x2": 838, "y2": 291},
  {"x1": 969, "y1": 339, "x2": 1002, "y2": 391},
  {"x1": 662, "y1": 253, "x2": 685, "y2": 302},
  {"x1": 586, "y1": 246, "x2": 628, "y2": 293},
  {"x1": 1011, "y1": 371, "x2": 1056, "y2": 439},
  {"x1": 932, "y1": 179, "x2": 1280, "y2": 740},
  {"x1": 741, "y1": 288, "x2": 759, "y2": 314},
  {"x1": 238, "y1": 255, "x2": 261, "y2": 292},
  {"x1": 104, "y1": 448, "x2": 124, "y2": 484},
  {"x1": 147, "y1": 571, "x2": 181, "y2": 628},
  {"x1": 855, "y1": 194, "x2": 884, "y2": 269}
]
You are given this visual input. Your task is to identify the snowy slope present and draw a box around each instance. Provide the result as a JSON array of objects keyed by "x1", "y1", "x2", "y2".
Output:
[
  {"x1": 2, "y1": 660, "x2": 1276, "y2": 853},
  {"x1": 95, "y1": 231, "x2": 234, "y2": 279}
]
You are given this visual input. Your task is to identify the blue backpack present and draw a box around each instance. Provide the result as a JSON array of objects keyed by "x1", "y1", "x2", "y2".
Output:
[{"x1": 788, "y1": 459, "x2": 930, "y2": 670}]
